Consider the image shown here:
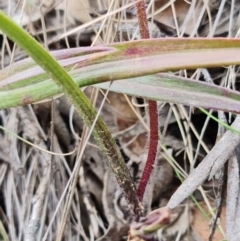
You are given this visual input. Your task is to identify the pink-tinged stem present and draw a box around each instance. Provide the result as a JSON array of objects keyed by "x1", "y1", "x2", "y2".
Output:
[
  {"x1": 137, "y1": 100, "x2": 158, "y2": 201},
  {"x1": 134, "y1": 0, "x2": 159, "y2": 202},
  {"x1": 135, "y1": 1, "x2": 150, "y2": 39}
]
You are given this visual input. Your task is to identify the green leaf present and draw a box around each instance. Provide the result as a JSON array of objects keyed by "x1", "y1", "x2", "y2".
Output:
[
  {"x1": 95, "y1": 73, "x2": 240, "y2": 114},
  {"x1": 1, "y1": 38, "x2": 240, "y2": 111}
]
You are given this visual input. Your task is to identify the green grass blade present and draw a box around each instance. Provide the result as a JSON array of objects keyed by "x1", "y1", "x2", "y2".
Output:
[
  {"x1": 2, "y1": 38, "x2": 240, "y2": 92},
  {"x1": 95, "y1": 73, "x2": 240, "y2": 114}
]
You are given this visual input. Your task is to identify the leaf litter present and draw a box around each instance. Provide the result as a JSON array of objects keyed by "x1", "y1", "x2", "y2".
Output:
[{"x1": 0, "y1": 0, "x2": 240, "y2": 240}]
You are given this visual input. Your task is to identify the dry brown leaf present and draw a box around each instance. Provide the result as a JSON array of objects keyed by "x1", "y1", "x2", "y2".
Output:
[
  {"x1": 107, "y1": 92, "x2": 146, "y2": 159},
  {"x1": 192, "y1": 203, "x2": 226, "y2": 241},
  {"x1": 152, "y1": 0, "x2": 211, "y2": 35},
  {"x1": 59, "y1": 0, "x2": 92, "y2": 24}
]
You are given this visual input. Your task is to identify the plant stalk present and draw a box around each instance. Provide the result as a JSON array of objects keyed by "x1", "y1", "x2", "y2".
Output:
[{"x1": 135, "y1": 0, "x2": 159, "y2": 202}]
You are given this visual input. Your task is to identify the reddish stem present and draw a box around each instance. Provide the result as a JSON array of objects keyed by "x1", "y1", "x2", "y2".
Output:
[
  {"x1": 135, "y1": 1, "x2": 150, "y2": 39},
  {"x1": 134, "y1": 1, "x2": 159, "y2": 202},
  {"x1": 137, "y1": 101, "x2": 158, "y2": 202}
]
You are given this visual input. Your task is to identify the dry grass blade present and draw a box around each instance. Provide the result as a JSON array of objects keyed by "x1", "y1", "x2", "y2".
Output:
[
  {"x1": 26, "y1": 162, "x2": 51, "y2": 241},
  {"x1": 168, "y1": 115, "x2": 240, "y2": 209},
  {"x1": 26, "y1": 101, "x2": 55, "y2": 241},
  {"x1": 55, "y1": 88, "x2": 100, "y2": 241},
  {"x1": 226, "y1": 151, "x2": 240, "y2": 240}
]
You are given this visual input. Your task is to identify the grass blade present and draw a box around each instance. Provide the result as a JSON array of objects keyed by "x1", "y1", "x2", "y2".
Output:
[{"x1": 96, "y1": 73, "x2": 240, "y2": 114}]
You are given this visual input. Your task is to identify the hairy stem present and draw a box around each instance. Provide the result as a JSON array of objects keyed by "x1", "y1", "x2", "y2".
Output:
[
  {"x1": 135, "y1": 1, "x2": 150, "y2": 39},
  {"x1": 135, "y1": 1, "x2": 159, "y2": 202}
]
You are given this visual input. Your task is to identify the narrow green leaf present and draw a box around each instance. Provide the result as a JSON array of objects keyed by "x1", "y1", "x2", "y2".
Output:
[
  {"x1": 1, "y1": 72, "x2": 240, "y2": 115},
  {"x1": 2, "y1": 38, "x2": 240, "y2": 92},
  {"x1": 0, "y1": 46, "x2": 113, "y2": 81},
  {"x1": 95, "y1": 73, "x2": 240, "y2": 114}
]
